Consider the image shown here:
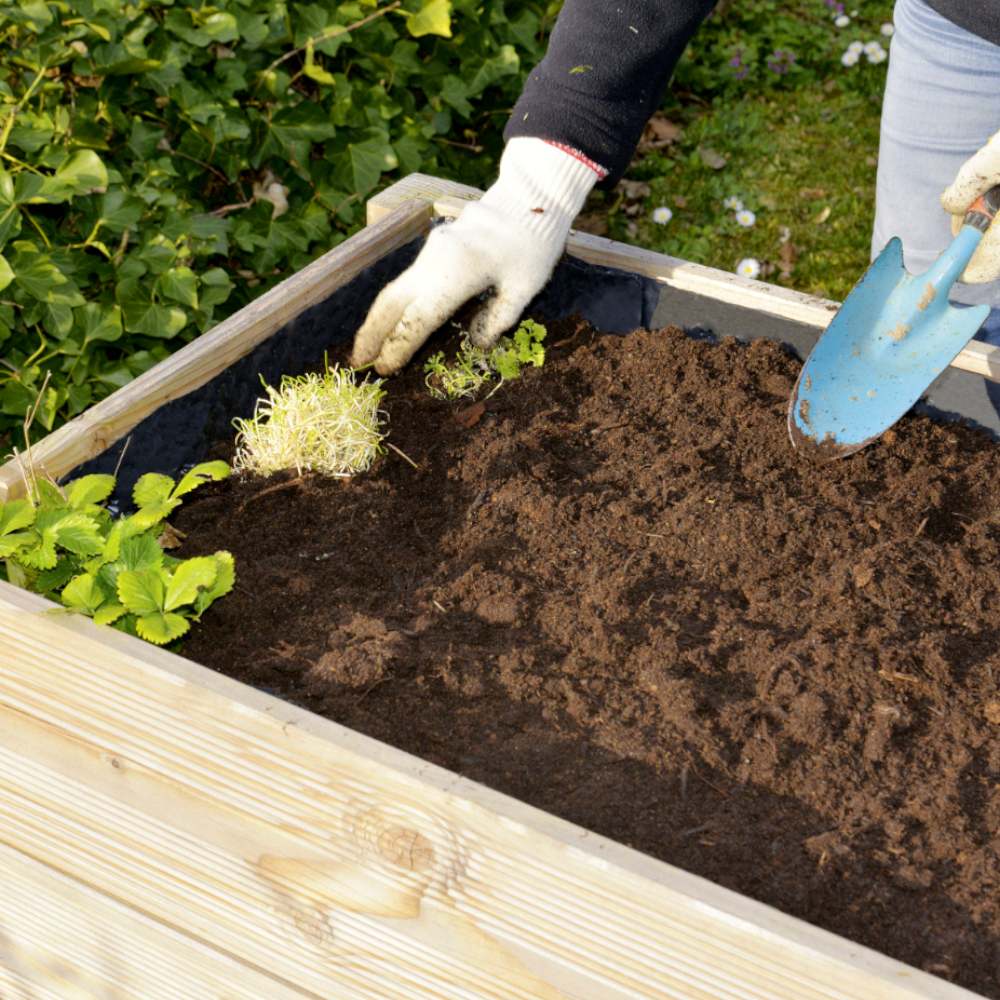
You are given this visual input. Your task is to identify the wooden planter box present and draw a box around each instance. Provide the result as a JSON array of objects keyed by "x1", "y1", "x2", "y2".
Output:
[{"x1": 1, "y1": 175, "x2": 996, "y2": 1000}]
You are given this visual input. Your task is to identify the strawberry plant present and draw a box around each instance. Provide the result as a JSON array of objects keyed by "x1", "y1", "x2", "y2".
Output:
[
  {"x1": 424, "y1": 318, "x2": 546, "y2": 399},
  {"x1": 0, "y1": 460, "x2": 233, "y2": 645}
]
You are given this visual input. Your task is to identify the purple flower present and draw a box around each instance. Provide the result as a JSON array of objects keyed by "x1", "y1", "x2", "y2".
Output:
[{"x1": 767, "y1": 49, "x2": 795, "y2": 75}]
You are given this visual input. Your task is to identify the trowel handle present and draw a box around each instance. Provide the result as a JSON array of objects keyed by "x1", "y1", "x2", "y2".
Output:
[{"x1": 964, "y1": 184, "x2": 1000, "y2": 234}]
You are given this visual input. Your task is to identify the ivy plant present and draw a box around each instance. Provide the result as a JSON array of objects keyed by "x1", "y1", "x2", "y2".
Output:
[
  {"x1": 0, "y1": 460, "x2": 234, "y2": 645},
  {"x1": 0, "y1": 0, "x2": 561, "y2": 449}
]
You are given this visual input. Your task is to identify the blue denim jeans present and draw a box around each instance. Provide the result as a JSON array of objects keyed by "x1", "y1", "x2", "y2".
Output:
[{"x1": 873, "y1": 0, "x2": 1000, "y2": 345}]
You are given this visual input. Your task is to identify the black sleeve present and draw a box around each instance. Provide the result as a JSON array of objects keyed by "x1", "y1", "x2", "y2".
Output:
[{"x1": 504, "y1": 0, "x2": 717, "y2": 188}]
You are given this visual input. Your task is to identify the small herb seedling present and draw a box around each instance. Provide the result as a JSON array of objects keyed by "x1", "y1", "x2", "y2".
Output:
[
  {"x1": 233, "y1": 365, "x2": 387, "y2": 478},
  {"x1": 424, "y1": 319, "x2": 547, "y2": 400},
  {"x1": 0, "y1": 461, "x2": 234, "y2": 646}
]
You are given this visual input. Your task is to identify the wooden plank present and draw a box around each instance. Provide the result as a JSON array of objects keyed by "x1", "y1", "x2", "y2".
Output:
[
  {"x1": 0, "y1": 842, "x2": 318, "y2": 1000},
  {"x1": 0, "y1": 197, "x2": 434, "y2": 503},
  {"x1": 0, "y1": 578, "x2": 981, "y2": 1000},
  {"x1": 367, "y1": 173, "x2": 482, "y2": 224},
  {"x1": 426, "y1": 184, "x2": 1000, "y2": 384}
]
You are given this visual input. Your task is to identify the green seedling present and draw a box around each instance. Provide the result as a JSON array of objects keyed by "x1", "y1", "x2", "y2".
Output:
[
  {"x1": 232, "y1": 365, "x2": 387, "y2": 478},
  {"x1": 0, "y1": 461, "x2": 234, "y2": 646},
  {"x1": 424, "y1": 319, "x2": 547, "y2": 400}
]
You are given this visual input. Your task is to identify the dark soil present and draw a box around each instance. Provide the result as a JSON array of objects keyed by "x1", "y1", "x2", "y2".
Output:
[{"x1": 174, "y1": 317, "x2": 1000, "y2": 996}]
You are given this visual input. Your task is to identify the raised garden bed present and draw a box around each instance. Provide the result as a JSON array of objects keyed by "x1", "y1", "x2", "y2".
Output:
[{"x1": 2, "y1": 175, "x2": 999, "y2": 999}]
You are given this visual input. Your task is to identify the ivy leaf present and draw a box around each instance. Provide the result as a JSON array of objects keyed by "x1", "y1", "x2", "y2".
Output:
[
  {"x1": 116, "y1": 277, "x2": 187, "y2": 338},
  {"x1": 198, "y1": 267, "x2": 234, "y2": 307},
  {"x1": 75, "y1": 301, "x2": 124, "y2": 346},
  {"x1": 156, "y1": 266, "x2": 199, "y2": 308},
  {"x1": 408, "y1": 0, "x2": 452, "y2": 37},
  {"x1": 303, "y1": 43, "x2": 337, "y2": 86},
  {"x1": 332, "y1": 129, "x2": 398, "y2": 194},
  {"x1": 11, "y1": 249, "x2": 69, "y2": 301},
  {"x1": 0, "y1": 254, "x2": 13, "y2": 293},
  {"x1": 117, "y1": 568, "x2": 166, "y2": 614},
  {"x1": 164, "y1": 556, "x2": 218, "y2": 610},
  {"x1": 135, "y1": 610, "x2": 190, "y2": 644},
  {"x1": 91, "y1": 42, "x2": 162, "y2": 76},
  {"x1": 55, "y1": 150, "x2": 109, "y2": 193}
]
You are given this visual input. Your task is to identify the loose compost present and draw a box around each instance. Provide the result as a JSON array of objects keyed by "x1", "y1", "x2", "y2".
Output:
[{"x1": 167, "y1": 314, "x2": 1000, "y2": 997}]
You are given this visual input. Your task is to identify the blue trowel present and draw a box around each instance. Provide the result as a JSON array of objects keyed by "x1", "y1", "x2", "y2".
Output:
[{"x1": 788, "y1": 185, "x2": 1000, "y2": 460}]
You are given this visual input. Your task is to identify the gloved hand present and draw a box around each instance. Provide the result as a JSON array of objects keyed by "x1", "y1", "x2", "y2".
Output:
[
  {"x1": 350, "y1": 137, "x2": 602, "y2": 375},
  {"x1": 940, "y1": 131, "x2": 1000, "y2": 284}
]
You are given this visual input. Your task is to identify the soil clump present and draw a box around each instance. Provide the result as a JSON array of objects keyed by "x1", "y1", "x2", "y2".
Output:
[{"x1": 175, "y1": 317, "x2": 1000, "y2": 995}]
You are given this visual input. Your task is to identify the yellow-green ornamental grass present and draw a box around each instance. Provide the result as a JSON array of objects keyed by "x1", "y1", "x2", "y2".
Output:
[{"x1": 232, "y1": 367, "x2": 387, "y2": 478}]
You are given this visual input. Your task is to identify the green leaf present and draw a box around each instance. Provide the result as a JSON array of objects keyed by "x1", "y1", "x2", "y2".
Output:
[
  {"x1": 198, "y1": 267, "x2": 234, "y2": 307},
  {"x1": 0, "y1": 531, "x2": 37, "y2": 558},
  {"x1": 55, "y1": 150, "x2": 109, "y2": 193},
  {"x1": 18, "y1": 527, "x2": 58, "y2": 570},
  {"x1": 62, "y1": 573, "x2": 107, "y2": 614},
  {"x1": 133, "y1": 472, "x2": 174, "y2": 508},
  {"x1": 66, "y1": 474, "x2": 116, "y2": 509},
  {"x1": 164, "y1": 556, "x2": 218, "y2": 610},
  {"x1": 117, "y1": 568, "x2": 166, "y2": 614},
  {"x1": 156, "y1": 266, "x2": 199, "y2": 308},
  {"x1": 11, "y1": 249, "x2": 68, "y2": 301},
  {"x1": 334, "y1": 130, "x2": 398, "y2": 194},
  {"x1": 116, "y1": 277, "x2": 187, "y2": 338},
  {"x1": 94, "y1": 603, "x2": 127, "y2": 626},
  {"x1": 408, "y1": 0, "x2": 452, "y2": 37},
  {"x1": 303, "y1": 43, "x2": 337, "y2": 86},
  {"x1": 193, "y1": 549, "x2": 235, "y2": 615},
  {"x1": 135, "y1": 610, "x2": 190, "y2": 644},
  {"x1": 54, "y1": 513, "x2": 105, "y2": 555},
  {"x1": 0, "y1": 499, "x2": 36, "y2": 535},
  {"x1": 171, "y1": 460, "x2": 230, "y2": 498},
  {"x1": 35, "y1": 558, "x2": 75, "y2": 594},
  {"x1": 76, "y1": 301, "x2": 123, "y2": 346},
  {"x1": 0, "y1": 254, "x2": 13, "y2": 293},
  {"x1": 117, "y1": 533, "x2": 164, "y2": 571}
]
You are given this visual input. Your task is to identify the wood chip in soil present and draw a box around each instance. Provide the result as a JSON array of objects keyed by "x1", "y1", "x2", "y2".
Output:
[{"x1": 174, "y1": 316, "x2": 1000, "y2": 996}]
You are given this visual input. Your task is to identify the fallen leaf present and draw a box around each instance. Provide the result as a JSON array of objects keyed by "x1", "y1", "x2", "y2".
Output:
[
  {"x1": 158, "y1": 523, "x2": 187, "y2": 549},
  {"x1": 638, "y1": 113, "x2": 682, "y2": 151},
  {"x1": 572, "y1": 214, "x2": 608, "y2": 236},
  {"x1": 673, "y1": 195, "x2": 688, "y2": 208},
  {"x1": 617, "y1": 179, "x2": 651, "y2": 200},
  {"x1": 759, "y1": 195, "x2": 777, "y2": 210},
  {"x1": 698, "y1": 146, "x2": 727, "y2": 170},
  {"x1": 623, "y1": 202, "x2": 643, "y2": 216},
  {"x1": 799, "y1": 187, "x2": 826, "y2": 200},
  {"x1": 779, "y1": 240, "x2": 798, "y2": 263},
  {"x1": 625, "y1": 221, "x2": 639, "y2": 238},
  {"x1": 866, "y1": 155, "x2": 877, "y2": 167},
  {"x1": 454, "y1": 401, "x2": 485, "y2": 427},
  {"x1": 854, "y1": 565, "x2": 874, "y2": 588},
  {"x1": 813, "y1": 205, "x2": 832, "y2": 225}
]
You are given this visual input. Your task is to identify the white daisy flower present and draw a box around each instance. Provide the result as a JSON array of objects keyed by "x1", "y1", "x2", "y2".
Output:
[
  {"x1": 735, "y1": 209, "x2": 756, "y2": 228},
  {"x1": 834, "y1": 14, "x2": 850, "y2": 26},
  {"x1": 736, "y1": 257, "x2": 761, "y2": 279},
  {"x1": 881, "y1": 22, "x2": 895, "y2": 36},
  {"x1": 850, "y1": 9, "x2": 858, "y2": 15},
  {"x1": 867, "y1": 48, "x2": 887, "y2": 63},
  {"x1": 847, "y1": 40, "x2": 864, "y2": 54},
  {"x1": 864, "y1": 40, "x2": 884, "y2": 55},
  {"x1": 652, "y1": 206, "x2": 673, "y2": 224},
  {"x1": 841, "y1": 49, "x2": 860, "y2": 66},
  {"x1": 723, "y1": 196, "x2": 744, "y2": 211}
]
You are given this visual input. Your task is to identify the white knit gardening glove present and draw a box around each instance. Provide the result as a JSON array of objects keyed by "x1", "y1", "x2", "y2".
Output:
[
  {"x1": 940, "y1": 130, "x2": 1000, "y2": 284},
  {"x1": 351, "y1": 137, "x2": 603, "y2": 375}
]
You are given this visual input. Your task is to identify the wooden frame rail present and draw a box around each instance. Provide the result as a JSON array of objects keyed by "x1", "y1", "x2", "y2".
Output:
[{"x1": 0, "y1": 578, "x2": 982, "y2": 999}]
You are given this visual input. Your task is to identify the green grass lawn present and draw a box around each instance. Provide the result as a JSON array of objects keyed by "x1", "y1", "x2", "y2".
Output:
[{"x1": 576, "y1": 0, "x2": 895, "y2": 304}]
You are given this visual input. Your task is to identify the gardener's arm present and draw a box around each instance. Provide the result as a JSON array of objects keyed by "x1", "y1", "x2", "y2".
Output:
[{"x1": 351, "y1": 0, "x2": 716, "y2": 376}]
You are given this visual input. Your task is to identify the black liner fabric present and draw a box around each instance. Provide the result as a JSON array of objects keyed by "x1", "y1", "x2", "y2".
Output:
[{"x1": 70, "y1": 236, "x2": 659, "y2": 508}]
